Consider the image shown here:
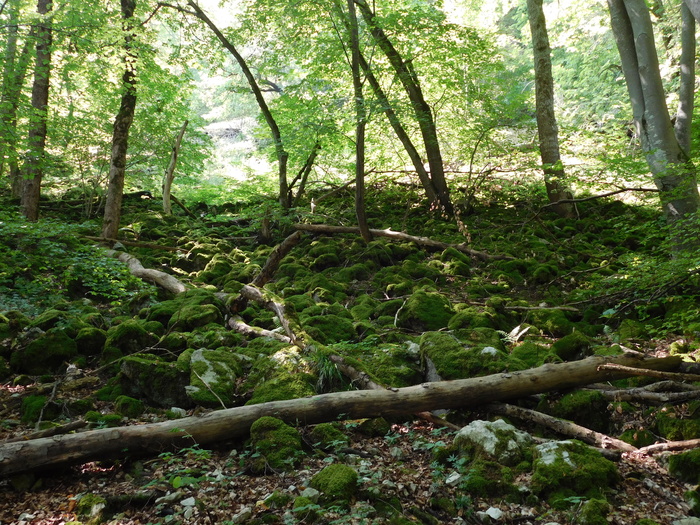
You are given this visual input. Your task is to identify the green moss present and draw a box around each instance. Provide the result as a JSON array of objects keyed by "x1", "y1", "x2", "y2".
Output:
[
  {"x1": 577, "y1": 498, "x2": 610, "y2": 525},
  {"x1": 293, "y1": 496, "x2": 320, "y2": 522},
  {"x1": 184, "y1": 348, "x2": 243, "y2": 407},
  {"x1": 510, "y1": 342, "x2": 551, "y2": 368},
  {"x1": 310, "y1": 423, "x2": 350, "y2": 450},
  {"x1": 668, "y1": 448, "x2": 700, "y2": 483},
  {"x1": 285, "y1": 294, "x2": 316, "y2": 313},
  {"x1": 358, "y1": 417, "x2": 391, "y2": 437},
  {"x1": 104, "y1": 319, "x2": 159, "y2": 356},
  {"x1": 447, "y1": 307, "x2": 495, "y2": 330},
  {"x1": 169, "y1": 303, "x2": 223, "y2": 331},
  {"x1": 617, "y1": 319, "x2": 648, "y2": 340},
  {"x1": 655, "y1": 407, "x2": 700, "y2": 440},
  {"x1": 75, "y1": 493, "x2": 108, "y2": 519},
  {"x1": 85, "y1": 411, "x2": 123, "y2": 427},
  {"x1": 305, "y1": 314, "x2": 356, "y2": 344},
  {"x1": 634, "y1": 520, "x2": 661, "y2": 525},
  {"x1": 21, "y1": 395, "x2": 57, "y2": 424},
  {"x1": 310, "y1": 463, "x2": 359, "y2": 504},
  {"x1": 247, "y1": 373, "x2": 316, "y2": 405},
  {"x1": 542, "y1": 390, "x2": 610, "y2": 433},
  {"x1": 75, "y1": 327, "x2": 107, "y2": 356},
  {"x1": 531, "y1": 440, "x2": 619, "y2": 508},
  {"x1": 114, "y1": 395, "x2": 145, "y2": 418},
  {"x1": 397, "y1": 291, "x2": 454, "y2": 331},
  {"x1": 11, "y1": 329, "x2": 78, "y2": 374},
  {"x1": 454, "y1": 419, "x2": 533, "y2": 467},
  {"x1": 529, "y1": 309, "x2": 575, "y2": 337},
  {"x1": 618, "y1": 428, "x2": 656, "y2": 448},
  {"x1": 332, "y1": 340, "x2": 421, "y2": 387},
  {"x1": 551, "y1": 332, "x2": 592, "y2": 361},
  {"x1": 420, "y1": 331, "x2": 509, "y2": 379},
  {"x1": 459, "y1": 460, "x2": 517, "y2": 498},
  {"x1": 119, "y1": 354, "x2": 191, "y2": 408},
  {"x1": 249, "y1": 416, "x2": 304, "y2": 472}
]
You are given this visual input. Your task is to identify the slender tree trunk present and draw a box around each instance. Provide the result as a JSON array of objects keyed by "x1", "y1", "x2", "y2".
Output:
[
  {"x1": 355, "y1": 0, "x2": 453, "y2": 215},
  {"x1": 675, "y1": 2, "x2": 694, "y2": 155},
  {"x1": 527, "y1": 0, "x2": 577, "y2": 219},
  {"x1": 684, "y1": 0, "x2": 700, "y2": 22},
  {"x1": 20, "y1": 0, "x2": 52, "y2": 221},
  {"x1": 186, "y1": 1, "x2": 290, "y2": 209},
  {"x1": 163, "y1": 120, "x2": 188, "y2": 214},
  {"x1": 608, "y1": 0, "x2": 699, "y2": 233},
  {"x1": 290, "y1": 142, "x2": 321, "y2": 208},
  {"x1": 102, "y1": 0, "x2": 138, "y2": 240},
  {"x1": 347, "y1": 0, "x2": 372, "y2": 241}
]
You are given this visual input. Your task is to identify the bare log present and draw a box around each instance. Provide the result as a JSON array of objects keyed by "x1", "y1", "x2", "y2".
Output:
[
  {"x1": 638, "y1": 438, "x2": 700, "y2": 455},
  {"x1": 0, "y1": 354, "x2": 680, "y2": 476},
  {"x1": 104, "y1": 249, "x2": 187, "y2": 294},
  {"x1": 294, "y1": 223, "x2": 509, "y2": 261},
  {"x1": 228, "y1": 317, "x2": 292, "y2": 344},
  {"x1": 597, "y1": 363, "x2": 700, "y2": 382},
  {"x1": 86, "y1": 236, "x2": 182, "y2": 252}
]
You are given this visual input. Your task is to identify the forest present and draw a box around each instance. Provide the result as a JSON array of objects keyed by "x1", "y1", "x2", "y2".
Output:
[{"x1": 2, "y1": 0, "x2": 700, "y2": 523}]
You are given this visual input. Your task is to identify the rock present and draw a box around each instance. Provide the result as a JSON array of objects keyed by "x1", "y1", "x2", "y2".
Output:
[
  {"x1": 309, "y1": 463, "x2": 359, "y2": 504},
  {"x1": 182, "y1": 348, "x2": 243, "y2": 407},
  {"x1": 454, "y1": 419, "x2": 532, "y2": 467},
  {"x1": 120, "y1": 354, "x2": 191, "y2": 408},
  {"x1": 231, "y1": 506, "x2": 253, "y2": 524},
  {"x1": 249, "y1": 416, "x2": 304, "y2": 473},
  {"x1": 397, "y1": 290, "x2": 455, "y2": 331}
]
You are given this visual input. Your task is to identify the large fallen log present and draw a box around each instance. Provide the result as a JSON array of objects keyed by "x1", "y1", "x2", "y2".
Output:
[{"x1": 0, "y1": 354, "x2": 680, "y2": 476}]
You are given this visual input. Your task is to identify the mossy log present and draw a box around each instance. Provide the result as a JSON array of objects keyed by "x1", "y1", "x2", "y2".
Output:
[
  {"x1": 0, "y1": 354, "x2": 680, "y2": 476},
  {"x1": 104, "y1": 249, "x2": 187, "y2": 294}
]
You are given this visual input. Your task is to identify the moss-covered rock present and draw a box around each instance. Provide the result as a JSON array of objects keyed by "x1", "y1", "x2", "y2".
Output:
[
  {"x1": 310, "y1": 423, "x2": 350, "y2": 450},
  {"x1": 540, "y1": 390, "x2": 611, "y2": 433},
  {"x1": 397, "y1": 291, "x2": 454, "y2": 331},
  {"x1": 447, "y1": 307, "x2": 495, "y2": 330},
  {"x1": 668, "y1": 448, "x2": 700, "y2": 483},
  {"x1": 510, "y1": 341, "x2": 552, "y2": 368},
  {"x1": 655, "y1": 407, "x2": 700, "y2": 441},
  {"x1": 618, "y1": 428, "x2": 656, "y2": 448},
  {"x1": 305, "y1": 314, "x2": 356, "y2": 344},
  {"x1": 11, "y1": 328, "x2": 78, "y2": 374},
  {"x1": 531, "y1": 440, "x2": 619, "y2": 508},
  {"x1": 293, "y1": 496, "x2": 320, "y2": 523},
  {"x1": 529, "y1": 309, "x2": 575, "y2": 337},
  {"x1": 114, "y1": 395, "x2": 145, "y2": 417},
  {"x1": 120, "y1": 354, "x2": 191, "y2": 408},
  {"x1": 249, "y1": 416, "x2": 303, "y2": 473},
  {"x1": 145, "y1": 288, "x2": 221, "y2": 326},
  {"x1": 458, "y1": 459, "x2": 518, "y2": 498},
  {"x1": 454, "y1": 419, "x2": 532, "y2": 467},
  {"x1": 577, "y1": 498, "x2": 610, "y2": 525},
  {"x1": 551, "y1": 331, "x2": 593, "y2": 361},
  {"x1": 103, "y1": 319, "x2": 159, "y2": 358},
  {"x1": 75, "y1": 326, "x2": 107, "y2": 356},
  {"x1": 182, "y1": 348, "x2": 243, "y2": 407},
  {"x1": 357, "y1": 417, "x2": 391, "y2": 437},
  {"x1": 309, "y1": 463, "x2": 359, "y2": 505},
  {"x1": 21, "y1": 395, "x2": 60, "y2": 424},
  {"x1": 420, "y1": 331, "x2": 509, "y2": 379}
]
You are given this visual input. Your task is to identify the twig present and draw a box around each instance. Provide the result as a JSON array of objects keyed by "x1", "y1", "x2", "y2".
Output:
[{"x1": 597, "y1": 363, "x2": 700, "y2": 382}]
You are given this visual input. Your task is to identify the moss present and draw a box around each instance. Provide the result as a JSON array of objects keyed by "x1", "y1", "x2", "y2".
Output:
[
  {"x1": 305, "y1": 314, "x2": 356, "y2": 344},
  {"x1": 104, "y1": 319, "x2": 159, "y2": 357},
  {"x1": 454, "y1": 419, "x2": 533, "y2": 467},
  {"x1": 332, "y1": 340, "x2": 422, "y2": 387},
  {"x1": 85, "y1": 411, "x2": 123, "y2": 427},
  {"x1": 459, "y1": 460, "x2": 517, "y2": 498},
  {"x1": 264, "y1": 491, "x2": 293, "y2": 509},
  {"x1": 577, "y1": 498, "x2": 610, "y2": 525},
  {"x1": 119, "y1": 354, "x2": 191, "y2": 408},
  {"x1": 114, "y1": 395, "x2": 145, "y2": 418},
  {"x1": 617, "y1": 319, "x2": 648, "y2": 340},
  {"x1": 310, "y1": 463, "x2": 359, "y2": 504},
  {"x1": 420, "y1": 331, "x2": 509, "y2": 379},
  {"x1": 285, "y1": 294, "x2": 316, "y2": 313},
  {"x1": 247, "y1": 373, "x2": 316, "y2": 405},
  {"x1": 169, "y1": 303, "x2": 223, "y2": 331},
  {"x1": 634, "y1": 520, "x2": 661, "y2": 525},
  {"x1": 532, "y1": 264, "x2": 558, "y2": 284},
  {"x1": 542, "y1": 390, "x2": 610, "y2": 433},
  {"x1": 21, "y1": 395, "x2": 59, "y2": 424},
  {"x1": 668, "y1": 448, "x2": 700, "y2": 483},
  {"x1": 293, "y1": 496, "x2": 320, "y2": 522},
  {"x1": 447, "y1": 308, "x2": 495, "y2": 330},
  {"x1": 397, "y1": 291, "x2": 454, "y2": 331},
  {"x1": 11, "y1": 329, "x2": 79, "y2": 374},
  {"x1": 75, "y1": 327, "x2": 107, "y2": 356},
  {"x1": 655, "y1": 407, "x2": 700, "y2": 440},
  {"x1": 184, "y1": 348, "x2": 243, "y2": 407},
  {"x1": 145, "y1": 288, "x2": 221, "y2": 326},
  {"x1": 249, "y1": 416, "x2": 303, "y2": 472},
  {"x1": 551, "y1": 331, "x2": 592, "y2": 361},
  {"x1": 358, "y1": 417, "x2": 391, "y2": 437},
  {"x1": 510, "y1": 342, "x2": 551, "y2": 368},
  {"x1": 310, "y1": 423, "x2": 350, "y2": 450},
  {"x1": 75, "y1": 493, "x2": 108, "y2": 520},
  {"x1": 618, "y1": 428, "x2": 656, "y2": 448},
  {"x1": 529, "y1": 309, "x2": 575, "y2": 337},
  {"x1": 531, "y1": 440, "x2": 619, "y2": 508},
  {"x1": 685, "y1": 486, "x2": 700, "y2": 517}
]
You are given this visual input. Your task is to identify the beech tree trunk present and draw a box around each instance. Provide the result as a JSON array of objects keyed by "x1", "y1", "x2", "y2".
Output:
[
  {"x1": 0, "y1": 354, "x2": 680, "y2": 476},
  {"x1": 20, "y1": 0, "x2": 52, "y2": 221},
  {"x1": 675, "y1": 2, "x2": 694, "y2": 155},
  {"x1": 163, "y1": 120, "x2": 188, "y2": 214},
  {"x1": 102, "y1": 0, "x2": 138, "y2": 240},
  {"x1": 526, "y1": 0, "x2": 576, "y2": 219},
  {"x1": 608, "y1": 0, "x2": 700, "y2": 235}
]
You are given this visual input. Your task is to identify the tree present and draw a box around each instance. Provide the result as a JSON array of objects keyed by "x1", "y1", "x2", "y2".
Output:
[
  {"x1": 102, "y1": 0, "x2": 138, "y2": 240},
  {"x1": 607, "y1": 0, "x2": 699, "y2": 236},
  {"x1": 675, "y1": 1, "x2": 694, "y2": 155},
  {"x1": 526, "y1": 0, "x2": 577, "y2": 218},
  {"x1": 20, "y1": 0, "x2": 52, "y2": 221}
]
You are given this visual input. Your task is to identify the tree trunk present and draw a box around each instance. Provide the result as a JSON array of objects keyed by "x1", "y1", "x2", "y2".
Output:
[
  {"x1": 163, "y1": 120, "x2": 188, "y2": 214},
  {"x1": 101, "y1": 0, "x2": 138, "y2": 240},
  {"x1": 0, "y1": 354, "x2": 680, "y2": 476},
  {"x1": 346, "y1": 0, "x2": 372, "y2": 242},
  {"x1": 355, "y1": 0, "x2": 453, "y2": 216},
  {"x1": 684, "y1": 0, "x2": 700, "y2": 22},
  {"x1": 186, "y1": 1, "x2": 290, "y2": 209},
  {"x1": 608, "y1": 0, "x2": 700, "y2": 233},
  {"x1": 527, "y1": 0, "x2": 577, "y2": 219},
  {"x1": 20, "y1": 0, "x2": 52, "y2": 221},
  {"x1": 675, "y1": 2, "x2": 694, "y2": 155}
]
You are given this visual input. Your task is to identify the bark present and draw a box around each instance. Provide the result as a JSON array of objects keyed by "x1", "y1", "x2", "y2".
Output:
[
  {"x1": 290, "y1": 142, "x2": 321, "y2": 208},
  {"x1": 0, "y1": 354, "x2": 680, "y2": 476},
  {"x1": 102, "y1": 0, "x2": 138, "y2": 240},
  {"x1": 526, "y1": 0, "x2": 576, "y2": 219},
  {"x1": 346, "y1": 0, "x2": 372, "y2": 242},
  {"x1": 20, "y1": 0, "x2": 52, "y2": 221},
  {"x1": 675, "y1": 2, "x2": 694, "y2": 155},
  {"x1": 186, "y1": 1, "x2": 290, "y2": 209},
  {"x1": 163, "y1": 120, "x2": 188, "y2": 214},
  {"x1": 293, "y1": 223, "x2": 510, "y2": 260},
  {"x1": 684, "y1": 0, "x2": 700, "y2": 22},
  {"x1": 355, "y1": 0, "x2": 453, "y2": 215},
  {"x1": 104, "y1": 249, "x2": 187, "y2": 294},
  {"x1": 608, "y1": 0, "x2": 700, "y2": 229}
]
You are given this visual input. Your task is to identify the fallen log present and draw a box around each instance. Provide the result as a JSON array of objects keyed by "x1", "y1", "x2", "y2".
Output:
[
  {"x1": 0, "y1": 354, "x2": 680, "y2": 476},
  {"x1": 104, "y1": 250, "x2": 187, "y2": 295},
  {"x1": 294, "y1": 223, "x2": 509, "y2": 261}
]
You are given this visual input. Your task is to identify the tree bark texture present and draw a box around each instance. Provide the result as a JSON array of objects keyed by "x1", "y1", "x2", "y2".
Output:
[
  {"x1": 186, "y1": 1, "x2": 290, "y2": 209},
  {"x1": 608, "y1": 0, "x2": 700, "y2": 227},
  {"x1": 526, "y1": 0, "x2": 576, "y2": 219},
  {"x1": 102, "y1": 0, "x2": 138, "y2": 240},
  {"x1": 355, "y1": 0, "x2": 453, "y2": 215},
  {"x1": 0, "y1": 354, "x2": 680, "y2": 476},
  {"x1": 675, "y1": 2, "x2": 694, "y2": 155},
  {"x1": 684, "y1": 0, "x2": 700, "y2": 22},
  {"x1": 104, "y1": 250, "x2": 187, "y2": 294},
  {"x1": 20, "y1": 0, "x2": 52, "y2": 221},
  {"x1": 163, "y1": 120, "x2": 188, "y2": 214}
]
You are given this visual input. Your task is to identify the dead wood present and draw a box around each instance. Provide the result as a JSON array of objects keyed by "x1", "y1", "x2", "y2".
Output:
[
  {"x1": 227, "y1": 317, "x2": 293, "y2": 344},
  {"x1": 170, "y1": 194, "x2": 198, "y2": 220},
  {"x1": 638, "y1": 438, "x2": 700, "y2": 455},
  {"x1": 0, "y1": 354, "x2": 680, "y2": 476},
  {"x1": 584, "y1": 385, "x2": 700, "y2": 406},
  {"x1": 293, "y1": 223, "x2": 509, "y2": 261},
  {"x1": 484, "y1": 402, "x2": 636, "y2": 454},
  {"x1": 104, "y1": 249, "x2": 187, "y2": 294},
  {"x1": 597, "y1": 363, "x2": 700, "y2": 382},
  {"x1": 228, "y1": 285, "x2": 302, "y2": 345}
]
